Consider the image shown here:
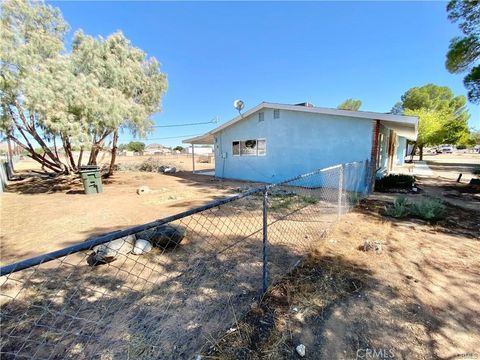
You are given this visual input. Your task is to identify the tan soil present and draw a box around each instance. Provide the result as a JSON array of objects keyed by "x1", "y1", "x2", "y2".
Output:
[
  {"x1": 0, "y1": 170, "x2": 236, "y2": 266},
  {"x1": 205, "y1": 178, "x2": 480, "y2": 359}
]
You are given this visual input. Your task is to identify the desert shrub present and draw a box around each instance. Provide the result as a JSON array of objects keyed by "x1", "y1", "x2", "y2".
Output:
[
  {"x1": 375, "y1": 174, "x2": 415, "y2": 192},
  {"x1": 347, "y1": 193, "x2": 361, "y2": 205},
  {"x1": 384, "y1": 196, "x2": 410, "y2": 218},
  {"x1": 300, "y1": 195, "x2": 318, "y2": 205},
  {"x1": 410, "y1": 198, "x2": 446, "y2": 221},
  {"x1": 139, "y1": 158, "x2": 160, "y2": 172},
  {"x1": 116, "y1": 162, "x2": 141, "y2": 171}
]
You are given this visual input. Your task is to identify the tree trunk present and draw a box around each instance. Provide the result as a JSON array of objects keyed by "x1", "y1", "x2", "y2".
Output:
[
  {"x1": 107, "y1": 130, "x2": 119, "y2": 177},
  {"x1": 88, "y1": 131, "x2": 110, "y2": 165},
  {"x1": 419, "y1": 146, "x2": 424, "y2": 161},
  {"x1": 9, "y1": 104, "x2": 68, "y2": 173},
  {"x1": 62, "y1": 136, "x2": 77, "y2": 172},
  {"x1": 77, "y1": 146, "x2": 84, "y2": 169}
]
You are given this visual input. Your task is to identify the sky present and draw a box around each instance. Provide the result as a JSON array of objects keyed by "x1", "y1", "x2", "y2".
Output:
[{"x1": 52, "y1": 0, "x2": 480, "y2": 147}]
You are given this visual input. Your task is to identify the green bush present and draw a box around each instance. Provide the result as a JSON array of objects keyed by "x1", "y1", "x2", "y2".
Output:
[
  {"x1": 384, "y1": 196, "x2": 447, "y2": 222},
  {"x1": 375, "y1": 174, "x2": 415, "y2": 191},
  {"x1": 410, "y1": 198, "x2": 446, "y2": 221},
  {"x1": 384, "y1": 196, "x2": 410, "y2": 218}
]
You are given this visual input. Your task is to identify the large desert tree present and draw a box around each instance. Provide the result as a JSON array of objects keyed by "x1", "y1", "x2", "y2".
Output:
[
  {"x1": 394, "y1": 84, "x2": 470, "y2": 159},
  {"x1": 445, "y1": 0, "x2": 480, "y2": 104},
  {"x1": 0, "y1": 0, "x2": 167, "y2": 175}
]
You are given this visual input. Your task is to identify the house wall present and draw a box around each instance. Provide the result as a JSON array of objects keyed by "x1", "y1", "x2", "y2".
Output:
[{"x1": 214, "y1": 109, "x2": 373, "y2": 190}]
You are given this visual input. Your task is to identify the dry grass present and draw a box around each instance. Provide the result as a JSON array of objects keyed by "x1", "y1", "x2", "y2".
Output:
[{"x1": 201, "y1": 253, "x2": 370, "y2": 359}]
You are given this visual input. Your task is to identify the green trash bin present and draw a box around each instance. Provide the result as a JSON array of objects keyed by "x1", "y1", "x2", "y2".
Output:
[{"x1": 79, "y1": 166, "x2": 103, "y2": 194}]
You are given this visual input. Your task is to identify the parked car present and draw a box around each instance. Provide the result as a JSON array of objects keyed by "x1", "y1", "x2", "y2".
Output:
[{"x1": 437, "y1": 145, "x2": 454, "y2": 153}]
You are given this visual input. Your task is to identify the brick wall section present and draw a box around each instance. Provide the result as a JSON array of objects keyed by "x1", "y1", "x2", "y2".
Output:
[{"x1": 370, "y1": 120, "x2": 381, "y2": 190}]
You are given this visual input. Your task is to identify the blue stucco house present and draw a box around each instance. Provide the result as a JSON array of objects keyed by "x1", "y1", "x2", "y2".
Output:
[{"x1": 184, "y1": 102, "x2": 418, "y2": 187}]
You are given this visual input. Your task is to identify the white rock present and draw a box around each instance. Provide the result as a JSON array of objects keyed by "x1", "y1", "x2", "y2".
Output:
[
  {"x1": 132, "y1": 239, "x2": 153, "y2": 255},
  {"x1": 296, "y1": 344, "x2": 306, "y2": 357},
  {"x1": 87, "y1": 235, "x2": 135, "y2": 265},
  {"x1": 136, "y1": 186, "x2": 151, "y2": 195}
]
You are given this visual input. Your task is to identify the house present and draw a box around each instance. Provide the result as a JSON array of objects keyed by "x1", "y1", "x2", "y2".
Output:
[
  {"x1": 143, "y1": 143, "x2": 172, "y2": 156},
  {"x1": 184, "y1": 102, "x2": 418, "y2": 187},
  {"x1": 183, "y1": 146, "x2": 213, "y2": 155}
]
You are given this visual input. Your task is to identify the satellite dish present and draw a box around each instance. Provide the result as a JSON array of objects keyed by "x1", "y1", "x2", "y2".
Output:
[{"x1": 233, "y1": 99, "x2": 245, "y2": 112}]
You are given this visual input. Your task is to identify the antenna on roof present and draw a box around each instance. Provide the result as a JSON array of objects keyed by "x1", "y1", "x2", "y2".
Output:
[{"x1": 233, "y1": 99, "x2": 245, "y2": 117}]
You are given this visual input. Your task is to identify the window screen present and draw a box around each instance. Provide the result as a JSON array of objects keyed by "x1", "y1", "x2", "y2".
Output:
[
  {"x1": 273, "y1": 109, "x2": 280, "y2": 119},
  {"x1": 258, "y1": 112, "x2": 264, "y2": 122}
]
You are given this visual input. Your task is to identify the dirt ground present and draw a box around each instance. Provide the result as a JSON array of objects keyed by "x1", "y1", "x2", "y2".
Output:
[
  {"x1": 13, "y1": 153, "x2": 215, "y2": 173},
  {"x1": 1, "y1": 155, "x2": 479, "y2": 359},
  {"x1": 0, "y1": 168, "x2": 342, "y2": 359},
  {"x1": 0, "y1": 169, "x2": 232, "y2": 266},
  {"x1": 422, "y1": 153, "x2": 479, "y2": 182},
  {"x1": 204, "y1": 168, "x2": 480, "y2": 359}
]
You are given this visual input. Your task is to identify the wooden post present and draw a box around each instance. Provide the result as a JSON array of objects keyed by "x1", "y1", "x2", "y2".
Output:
[{"x1": 192, "y1": 144, "x2": 195, "y2": 173}]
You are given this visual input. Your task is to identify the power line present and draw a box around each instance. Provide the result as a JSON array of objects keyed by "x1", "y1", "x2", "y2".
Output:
[
  {"x1": 145, "y1": 133, "x2": 202, "y2": 141},
  {"x1": 152, "y1": 118, "x2": 218, "y2": 128}
]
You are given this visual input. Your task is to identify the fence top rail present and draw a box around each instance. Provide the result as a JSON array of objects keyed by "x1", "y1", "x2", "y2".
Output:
[{"x1": 0, "y1": 159, "x2": 368, "y2": 277}]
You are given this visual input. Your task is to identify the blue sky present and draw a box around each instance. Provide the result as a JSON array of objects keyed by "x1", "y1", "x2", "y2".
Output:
[{"x1": 52, "y1": 1, "x2": 479, "y2": 147}]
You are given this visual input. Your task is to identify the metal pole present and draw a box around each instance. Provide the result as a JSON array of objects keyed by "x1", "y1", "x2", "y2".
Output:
[
  {"x1": 364, "y1": 159, "x2": 370, "y2": 194},
  {"x1": 192, "y1": 144, "x2": 195, "y2": 174},
  {"x1": 262, "y1": 188, "x2": 269, "y2": 294},
  {"x1": 338, "y1": 164, "x2": 343, "y2": 219}
]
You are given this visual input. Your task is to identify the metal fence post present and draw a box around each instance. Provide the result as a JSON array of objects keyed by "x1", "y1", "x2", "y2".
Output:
[
  {"x1": 338, "y1": 165, "x2": 343, "y2": 219},
  {"x1": 364, "y1": 159, "x2": 370, "y2": 195},
  {"x1": 262, "y1": 187, "x2": 269, "y2": 294}
]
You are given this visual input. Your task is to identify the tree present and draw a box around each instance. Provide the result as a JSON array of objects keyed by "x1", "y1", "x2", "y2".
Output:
[
  {"x1": 126, "y1": 141, "x2": 145, "y2": 152},
  {"x1": 173, "y1": 146, "x2": 184, "y2": 152},
  {"x1": 337, "y1": 98, "x2": 362, "y2": 111},
  {"x1": 0, "y1": 0, "x2": 167, "y2": 176},
  {"x1": 445, "y1": 0, "x2": 480, "y2": 104},
  {"x1": 395, "y1": 84, "x2": 471, "y2": 159},
  {"x1": 0, "y1": 0, "x2": 71, "y2": 173}
]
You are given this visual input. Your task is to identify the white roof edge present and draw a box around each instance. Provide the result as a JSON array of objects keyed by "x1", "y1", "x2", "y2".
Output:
[{"x1": 186, "y1": 102, "x2": 419, "y2": 141}]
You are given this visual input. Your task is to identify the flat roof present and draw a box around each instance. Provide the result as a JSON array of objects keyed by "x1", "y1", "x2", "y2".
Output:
[{"x1": 184, "y1": 102, "x2": 418, "y2": 144}]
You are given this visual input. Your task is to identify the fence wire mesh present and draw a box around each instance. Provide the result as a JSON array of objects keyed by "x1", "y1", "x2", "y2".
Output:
[{"x1": 0, "y1": 160, "x2": 370, "y2": 359}]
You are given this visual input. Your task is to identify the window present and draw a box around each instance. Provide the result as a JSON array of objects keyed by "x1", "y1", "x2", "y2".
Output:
[
  {"x1": 232, "y1": 139, "x2": 266, "y2": 156},
  {"x1": 273, "y1": 109, "x2": 280, "y2": 119},
  {"x1": 257, "y1": 139, "x2": 266, "y2": 156},
  {"x1": 258, "y1": 112, "x2": 264, "y2": 122},
  {"x1": 232, "y1": 141, "x2": 240, "y2": 156}
]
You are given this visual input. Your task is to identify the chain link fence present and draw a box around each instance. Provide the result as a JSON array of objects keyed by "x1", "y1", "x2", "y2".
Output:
[{"x1": 0, "y1": 160, "x2": 370, "y2": 359}]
